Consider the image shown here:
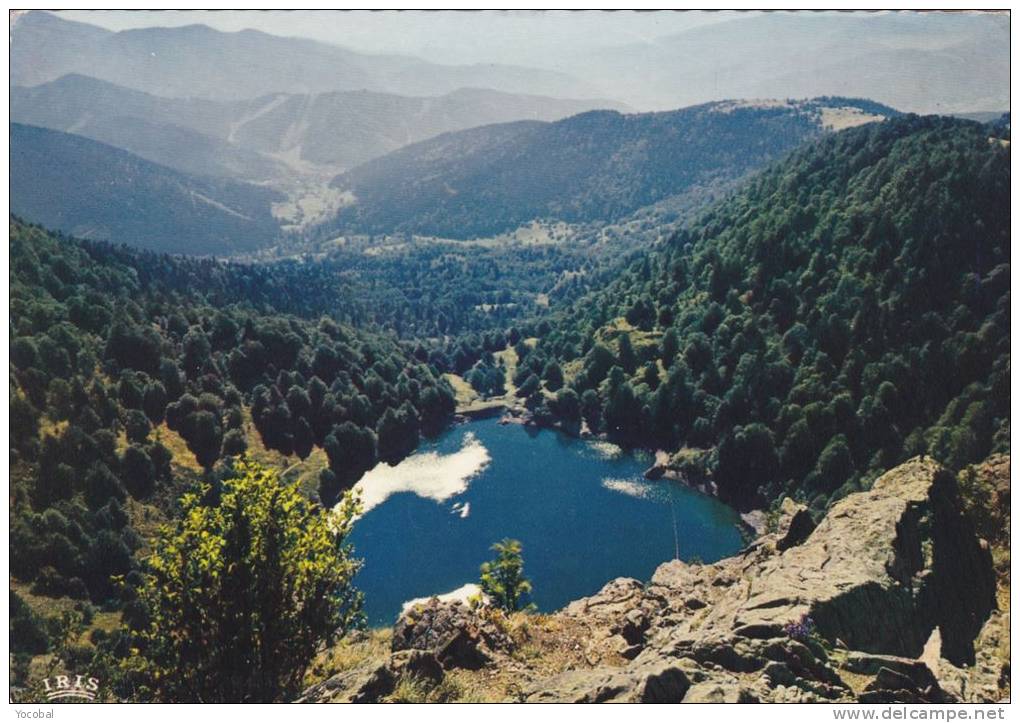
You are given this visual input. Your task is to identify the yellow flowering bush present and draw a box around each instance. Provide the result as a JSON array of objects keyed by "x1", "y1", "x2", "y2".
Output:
[{"x1": 136, "y1": 459, "x2": 363, "y2": 702}]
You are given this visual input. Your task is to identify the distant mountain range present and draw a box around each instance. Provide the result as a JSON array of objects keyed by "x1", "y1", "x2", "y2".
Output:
[
  {"x1": 325, "y1": 98, "x2": 898, "y2": 239},
  {"x1": 574, "y1": 11, "x2": 1009, "y2": 114},
  {"x1": 9, "y1": 10, "x2": 1002, "y2": 258},
  {"x1": 11, "y1": 74, "x2": 628, "y2": 180},
  {"x1": 12, "y1": 10, "x2": 1006, "y2": 119},
  {"x1": 11, "y1": 11, "x2": 604, "y2": 102},
  {"x1": 10, "y1": 123, "x2": 283, "y2": 255}
]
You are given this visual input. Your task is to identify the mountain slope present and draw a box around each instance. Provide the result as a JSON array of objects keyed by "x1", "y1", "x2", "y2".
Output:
[
  {"x1": 10, "y1": 11, "x2": 604, "y2": 102},
  {"x1": 9, "y1": 10, "x2": 112, "y2": 87},
  {"x1": 11, "y1": 74, "x2": 627, "y2": 179},
  {"x1": 223, "y1": 86, "x2": 630, "y2": 169},
  {"x1": 11, "y1": 76, "x2": 285, "y2": 181},
  {"x1": 10, "y1": 123, "x2": 283, "y2": 255},
  {"x1": 525, "y1": 114, "x2": 1009, "y2": 512},
  {"x1": 326, "y1": 98, "x2": 897, "y2": 239}
]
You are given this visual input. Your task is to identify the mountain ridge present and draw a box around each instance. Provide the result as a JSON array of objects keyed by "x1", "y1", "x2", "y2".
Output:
[
  {"x1": 324, "y1": 97, "x2": 899, "y2": 239},
  {"x1": 575, "y1": 11, "x2": 1009, "y2": 113},
  {"x1": 10, "y1": 11, "x2": 608, "y2": 102}
]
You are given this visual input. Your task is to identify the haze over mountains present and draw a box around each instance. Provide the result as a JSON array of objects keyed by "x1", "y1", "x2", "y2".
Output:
[
  {"x1": 575, "y1": 11, "x2": 1009, "y2": 114},
  {"x1": 11, "y1": 10, "x2": 604, "y2": 101},
  {"x1": 11, "y1": 74, "x2": 628, "y2": 180},
  {"x1": 25, "y1": 10, "x2": 1009, "y2": 115},
  {"x1": 7, "y1": 10, "x2": 1009, "y2": 256}
]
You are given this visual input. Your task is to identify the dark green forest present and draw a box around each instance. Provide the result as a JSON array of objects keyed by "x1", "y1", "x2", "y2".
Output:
[
  {"x1": 9, "y1": 216, "x2": 456, "y2": 662},
  {"x1": 247, "y1": 242, "x2": 595, "y2": 339},
  {"x1": 522, "y1": 115, "x2": 1009, "y2": 511}
]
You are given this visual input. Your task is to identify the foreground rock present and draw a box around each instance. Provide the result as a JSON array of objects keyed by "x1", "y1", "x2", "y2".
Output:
[
  {"x1": 296, "y1": 649, "x2": 444, "y2": 703},
  {"x1": 300, "y1": 597, "x2": 516, "y2": 702},
  {"x1": 392, "y1": 597, "x2": 515, "y2": 670}
]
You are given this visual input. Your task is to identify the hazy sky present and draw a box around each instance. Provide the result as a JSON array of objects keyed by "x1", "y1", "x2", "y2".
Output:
[
  {"x1": 54, "y1": 10, "x2": 746, "y2": 68},
  {"x1": 38, "y1": 9, "x2": 1008, "y2": 113}
]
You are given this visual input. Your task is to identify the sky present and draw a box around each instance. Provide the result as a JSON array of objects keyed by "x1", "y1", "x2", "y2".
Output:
[{"x1": 54, "y1": 10, "x2": 745, "y2": 68}]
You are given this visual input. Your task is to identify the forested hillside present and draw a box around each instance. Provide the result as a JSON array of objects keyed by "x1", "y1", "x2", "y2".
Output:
[
  {"x1": 520, "y1": 115, "x2": 1009, "y2": 512},
  {"x1": 9, "y1": 216, "x2": 457, "y2": 659},
  {"x1": 326, "y1": 98, "x2": 897, "y2": 239},
  {"x1": 10, "y1": 124, "x2": 283, "y2": 255},
  {"x1": 260, "y1": 242, "x2": 578, "y2": 338},
  {"x1": 11, "y1": 75, "x2": 289, "y2": 181}
]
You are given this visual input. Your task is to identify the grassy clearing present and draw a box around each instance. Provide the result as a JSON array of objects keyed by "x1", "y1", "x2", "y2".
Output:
[
  {"x1": 151, "y1": 422, "x2": 204, "y2": 474},
  {"x1": 494, "y1": 346, "x2": 520, "y2": 397},
  {"x1": 11, "y1": 578, "x2": 124, "y2": 682},
  {"x1": 445, "y1": 346, "x2": 523, "y2": 415},
  {"x1": 597, "y1": 317, "x2": 663, "y2": 354},
  {"x1": 11, "y1": 579, "x2": 83, "y2": 619},
  {"x1": 37, "y1": 418, "x2": 69, "y2": 441},
  {"x1": 444, "y1": 373, "x2": 479, "y2": 408},
  {"x1": 304, "y1": 628, "x2": 393, "y2": 688}
]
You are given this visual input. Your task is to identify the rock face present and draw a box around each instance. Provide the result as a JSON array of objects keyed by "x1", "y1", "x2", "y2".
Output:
[
  {"x1": 674, "y1": 458, "x2": 995, "y2": 666},
  {"x1": 296, "y1": 649, "x2": 444, "y2": 704},
  {"x1": 299, "y1": 458, "x2": 1001, "y2": 703},
  {"x1": 391, "y1": 597, "x2": 514, "y2": 670},
  {"x1": 775, "y1": 498, "x2": 816, "y2": 551},
  {"x1": 523, "y1": 458, "x2": 998, "y2": 703},
  {"x1": 523, "y1": 656, "x2": 693, "y2": 703}
]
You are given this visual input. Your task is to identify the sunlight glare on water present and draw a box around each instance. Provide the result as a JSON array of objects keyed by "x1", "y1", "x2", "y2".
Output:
[{"x1": 347, "y1": 418, "x2": 745, "y2": 626}]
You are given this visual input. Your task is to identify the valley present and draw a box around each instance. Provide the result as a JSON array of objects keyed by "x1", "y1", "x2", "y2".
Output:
[{"x1": 6, "y1": 9, "x2": 1010, "y2": 707}]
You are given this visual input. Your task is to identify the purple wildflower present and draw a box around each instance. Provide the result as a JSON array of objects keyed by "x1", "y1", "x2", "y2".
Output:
[{"x1": 784, "y1": 614, "x2": 815, "y2": 642}]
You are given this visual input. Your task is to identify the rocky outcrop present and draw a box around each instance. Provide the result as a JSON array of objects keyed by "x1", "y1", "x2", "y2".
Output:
[
  {"x1": 775, "y1": 498, "x2": 816, "y2": 551},
  {"x1": 522, "y1": 458, "x2": 998, "y2": 703},
  {"x1": 296, "y1": 649, "x2": 444, "y2": 703},
  {"x1": 522, "y1": 655, "x2": 693, "y2": 703},
  {"x1": 935, "y1": 609, "x2": 1011, "y2": 702},
  {"x1": 561, "y1": 577, "x2": 663, "y2": 660},
  {"x1": 299, "y1": 598, "x2": 516, "y2": 703},
  {"x1": 392, "y1": 597, "x2": 514, "y2": 670}
]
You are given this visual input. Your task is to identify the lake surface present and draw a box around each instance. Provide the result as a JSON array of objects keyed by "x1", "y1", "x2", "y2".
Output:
[{"x1": 347, "y1": 418, "x2": 746, "y2": 626}]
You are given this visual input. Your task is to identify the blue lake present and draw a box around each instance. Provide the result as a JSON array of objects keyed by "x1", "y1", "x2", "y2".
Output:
[{"x1": 347, "y1": 417, "x2": 746, "y2": 626}]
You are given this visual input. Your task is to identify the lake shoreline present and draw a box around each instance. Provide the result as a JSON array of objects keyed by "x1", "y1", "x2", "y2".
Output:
[
  {"x1": 350, "y1": 417, "x2": 748, "y2": 626},
  {"x1": 460, "y1": 403, "x2": 761, "y2": 543}
]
